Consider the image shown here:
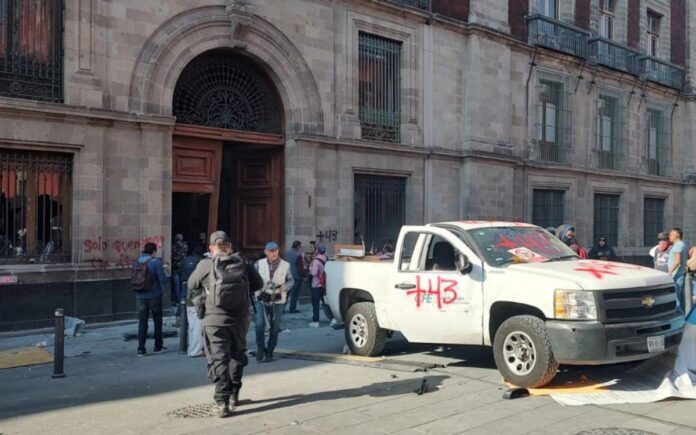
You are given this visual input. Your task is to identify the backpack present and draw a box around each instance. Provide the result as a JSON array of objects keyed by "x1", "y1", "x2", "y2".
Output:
[
  {"x1": 206, "y1": 254, "x2": 250, "y2": 312},
  {"x1": 131, "y1": 258, "x2": 154, "y2": 292},
  {"x1": 314, "y1": 257, "x2": 327, "y2": 288}
]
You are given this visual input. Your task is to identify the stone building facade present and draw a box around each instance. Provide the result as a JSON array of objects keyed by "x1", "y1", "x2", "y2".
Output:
[{"x1": 0, "y1": 0, "x2": 694, "y2": 330}]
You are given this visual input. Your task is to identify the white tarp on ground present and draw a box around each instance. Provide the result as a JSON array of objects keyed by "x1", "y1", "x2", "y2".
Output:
[{"x1": 551, "y1": 310, "x2": 696, "y2": 406}]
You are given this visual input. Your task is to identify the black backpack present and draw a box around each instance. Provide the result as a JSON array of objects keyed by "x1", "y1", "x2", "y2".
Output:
[
  {"x1": 206, "y1": 254, "x2": 250, "y2": 312},
  {"x1": 131, "y1": 258, "x2": 153, "y2": 292}
]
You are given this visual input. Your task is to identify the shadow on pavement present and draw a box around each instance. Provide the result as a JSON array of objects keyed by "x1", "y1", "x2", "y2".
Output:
[
  {"x1": 383, "y1": 339, "x2": 497, "y2": 370},
  {"x1": 233, "y1": 375, "x2": 451, "y2": 417}
]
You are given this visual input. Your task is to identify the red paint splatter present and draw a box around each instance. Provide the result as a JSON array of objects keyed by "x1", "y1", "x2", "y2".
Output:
[{"x1": 406, "y1": 275, "x2": 459, "y2": 309}]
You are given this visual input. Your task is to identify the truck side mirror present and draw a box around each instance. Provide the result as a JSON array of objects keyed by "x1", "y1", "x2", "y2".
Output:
[{"x1": 457, "y1": 254, "x2": 473, "y2": 275}]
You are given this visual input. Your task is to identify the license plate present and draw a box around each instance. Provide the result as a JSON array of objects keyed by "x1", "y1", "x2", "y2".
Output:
[{"x1": 647, "y1": 335, "x2": 665, "y2": 353}]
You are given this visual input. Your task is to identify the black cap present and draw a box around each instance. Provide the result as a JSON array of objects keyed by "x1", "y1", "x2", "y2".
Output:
[{"x1": 209, "y1": 231, "x2": 230, "y2": 245}]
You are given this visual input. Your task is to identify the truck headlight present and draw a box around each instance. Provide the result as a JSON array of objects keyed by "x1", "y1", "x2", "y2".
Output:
[{"x1": 554, "y1": 290, "x2": 597, "y2": 320}]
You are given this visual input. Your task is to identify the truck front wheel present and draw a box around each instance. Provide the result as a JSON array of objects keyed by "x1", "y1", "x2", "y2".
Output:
[
  {"x1": 344, "y1": 302, "x2": 387, "y2": 356},
  {"x1": 492, "y1": 315, "x2": 558, "y2": 388}
]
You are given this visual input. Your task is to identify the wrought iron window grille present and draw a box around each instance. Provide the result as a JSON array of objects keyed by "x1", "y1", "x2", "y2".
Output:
[
  {"x1": 596, "y1": 92, "x2": 625, "y2": 171},
  {"x1": 646, "y1": 106, "x2": 671, "y2": 177},
  {"x1": 354, "y1": 174, "x2": 406, "y2": 252},
  {"x1": 172, "y1": 51, "x2": 282, "y2": 133},
  {"x1": 358, "y1": 32, "x2": 402, "y2": 144},
  {"x1": 0, "y1": 0, "x2": 63, "y2": 102},
  {"x1": 594, "y1": 194, "x2": 619, "y2": 247},
  {"x1": 643, "y1": 197, "x2": 665, "y2": 246},
  {"x1": 588, "y1": 38, "x2": 642, "y2": 77},
  {"x1": 0, "y1": 148, "x2": 72, "y2": 264},
  {"x1": 532, "y1": 189, "x2": 565, "y2": 230},
  {"x1": 534, "y1": 72, "x2": 572, "y2": 163},
  {"x1": 527, "y1": 14, "x2": 590, "y2": 59}
]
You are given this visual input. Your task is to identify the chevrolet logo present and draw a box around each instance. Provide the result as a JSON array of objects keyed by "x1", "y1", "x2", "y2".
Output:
[{"x1": 641, "y1": 295, "x2": 656, "y2": 309}]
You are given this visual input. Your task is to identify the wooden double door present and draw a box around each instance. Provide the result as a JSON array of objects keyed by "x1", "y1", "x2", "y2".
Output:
[{"x1": 172, "y1": 134, "x2": 283, "y2": 257}]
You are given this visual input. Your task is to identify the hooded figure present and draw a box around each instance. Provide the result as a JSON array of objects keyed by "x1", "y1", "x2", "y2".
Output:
[
  {"x1": 556, "y1": 224, "x2": 588, "y2": 259},
  {"x1": 588, "y1": 237, "x2": 616, "y2": 261}
]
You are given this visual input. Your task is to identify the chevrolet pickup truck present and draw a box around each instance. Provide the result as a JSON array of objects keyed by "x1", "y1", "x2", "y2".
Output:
[{"x1": 326, "y1": 222, "x2": 685, "y2": 387}]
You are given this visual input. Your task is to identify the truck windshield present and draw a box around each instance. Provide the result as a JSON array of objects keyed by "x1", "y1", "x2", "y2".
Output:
[{"x1": 466, "y1": 226, "x2": 577, "y2": 268}]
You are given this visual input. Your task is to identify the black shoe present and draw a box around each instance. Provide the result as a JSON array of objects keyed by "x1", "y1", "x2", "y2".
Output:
[
  {"x1": 231, "y1": 391, "x2": 240, "y2": 409},
  {"x1": 263, "y1": 352, "x2": 273, "y2": 363},
  {"x1": 137, "y1": 349, "x2": 146, "y2": 357},
  {"x1": 153, "y1": 347, "x2": 167, "y2": 354},
  {"x1": 288, "y1": 309, "x2": 300, "y2": 314},
  {"x1": 255, "y1": 349, "x2": 265, "y2": 362},
  {"x1": 215, "y1": 402, "x2": 229, "y2": 418}
]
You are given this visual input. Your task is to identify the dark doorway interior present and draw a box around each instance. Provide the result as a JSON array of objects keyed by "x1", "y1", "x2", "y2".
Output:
[{"x1": 172, "y1": 192, "x2": 210, "y2": 248}]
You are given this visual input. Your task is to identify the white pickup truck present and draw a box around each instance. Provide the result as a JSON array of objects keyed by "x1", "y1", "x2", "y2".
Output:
[{"x1": 326, "y1": 221, "x2": 685, "y2": 387}]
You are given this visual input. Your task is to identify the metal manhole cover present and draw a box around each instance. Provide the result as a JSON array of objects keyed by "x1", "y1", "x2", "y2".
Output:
[
  {"x1": 575, "y1": 429, "x2": 658, "y2": 435},
  {"x1": 168, "y1": 403, "x2": 219, "y2": 418}
]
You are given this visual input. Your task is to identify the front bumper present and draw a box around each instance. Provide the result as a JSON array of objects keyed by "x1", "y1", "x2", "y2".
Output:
[{"x1": 546, "y1": 312, "x2": 685, "y2": 365}]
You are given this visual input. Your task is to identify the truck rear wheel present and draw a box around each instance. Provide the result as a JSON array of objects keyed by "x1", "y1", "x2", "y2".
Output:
[
  {"x1": 344, "y1": 302, "x2": 387, "y2": 356},
  {"x1": 492, "y1": 315, "x2": 558, "y2": 388}
]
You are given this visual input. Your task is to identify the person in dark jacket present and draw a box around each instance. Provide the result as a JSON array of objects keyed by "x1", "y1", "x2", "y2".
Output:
[
  {"x1": 136, "y1": 242, "x2": 168, "y2": 357},
  {"x1": 187, "y1": 231, "x2": 264, "y2": 418},
  {"x1": 588, "y1": 237, "x2": 616, "y2": 261},
  {"x1": 556, "y1": 224, "x2": 588, "y2": 258},
  {"x1": 283, "y1": 240, "x2": 305, "y2": 314}
]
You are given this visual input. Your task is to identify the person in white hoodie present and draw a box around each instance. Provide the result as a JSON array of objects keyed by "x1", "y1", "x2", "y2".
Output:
[{"x1": 254, "y1": 242, "x2": 293, "y2": 362}]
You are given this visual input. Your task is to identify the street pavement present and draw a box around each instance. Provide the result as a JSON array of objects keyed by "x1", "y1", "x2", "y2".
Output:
[{"x1": 1, "y1": 308, "x2": 696, "y2": 435}]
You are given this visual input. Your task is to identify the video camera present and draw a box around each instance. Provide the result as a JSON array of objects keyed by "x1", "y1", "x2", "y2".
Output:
[{"x1": 257, "y1": 281, "x2": 282, "y2": 305}]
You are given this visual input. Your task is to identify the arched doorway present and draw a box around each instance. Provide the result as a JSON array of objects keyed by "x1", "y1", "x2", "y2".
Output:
[{"x1": 171, "y1": 49, "x2": 284, "y2": 256}]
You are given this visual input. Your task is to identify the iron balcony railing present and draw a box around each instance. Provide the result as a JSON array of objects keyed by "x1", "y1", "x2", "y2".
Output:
[
  {"x1": 390, "y1": 0, "x2": 429, "y2": 10},
  {"x1": 527, "y1": 14, "x2": 590, "y2": 59},
  {"x1": 589, "y1": 38, "x2": 642, "y2": 76},
  {"x1": 640, "y1": 57, "x2": 685, "y2": 90}
]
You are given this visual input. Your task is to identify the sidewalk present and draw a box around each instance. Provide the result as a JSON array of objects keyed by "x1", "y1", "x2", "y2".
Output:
[{"x1": 2, "y1": 310, "x2": 696, "y2": 434}]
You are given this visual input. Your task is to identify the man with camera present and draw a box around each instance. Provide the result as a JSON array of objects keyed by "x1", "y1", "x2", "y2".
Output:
[
  {"x1": 254, "y1": 242, "x2": 294, "y2": 363},
  {"x1": 187, "y1": 231, "x2": 264, "y2": 418}
]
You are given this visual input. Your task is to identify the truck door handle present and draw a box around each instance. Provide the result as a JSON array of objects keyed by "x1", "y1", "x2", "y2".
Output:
[{"x1": 395, "y1": 283, "x2": 416, "y2": 290}]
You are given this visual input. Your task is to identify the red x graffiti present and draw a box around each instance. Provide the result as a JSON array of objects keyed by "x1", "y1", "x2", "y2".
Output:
[{"x1": 574, "y1": 261, "x2": 643, "y2": 279}]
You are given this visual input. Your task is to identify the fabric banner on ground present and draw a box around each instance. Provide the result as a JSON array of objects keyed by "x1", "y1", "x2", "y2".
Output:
[{"x1": 550, "y1": 308, "x2": 696, "y2": 406}]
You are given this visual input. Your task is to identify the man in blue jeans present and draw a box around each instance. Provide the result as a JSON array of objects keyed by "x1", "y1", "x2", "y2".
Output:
[
  {"x1": 668, "y1": 227, "x2": 687, "y2": 313},
  {"x1": 136, "y1": 242, "x2": 169, "y2": 356},
  {"x1": 254, "y1": 242, "x2": 293, "y2": 362},
  {"x1": 308, "y1": 243, "x2": 328, "y2": 328}
]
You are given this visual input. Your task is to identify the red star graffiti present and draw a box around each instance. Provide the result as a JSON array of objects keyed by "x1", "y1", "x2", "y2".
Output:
[{"x1": 573, "y1": 261, "x2": 644, "y2": 279}]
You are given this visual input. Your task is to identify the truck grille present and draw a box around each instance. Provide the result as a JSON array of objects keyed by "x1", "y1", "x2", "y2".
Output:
[{"x1": 598, "y1": 285, "x2": 677, "y2": 323}]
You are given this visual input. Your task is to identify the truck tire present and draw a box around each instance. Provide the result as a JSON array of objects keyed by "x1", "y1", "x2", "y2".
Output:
[
  {"x1": 492, "y1": 315, "x2": 558, "y2": 388},
  {"x1": 344, "y1": 302, "x2": 387, "y2": 356}
]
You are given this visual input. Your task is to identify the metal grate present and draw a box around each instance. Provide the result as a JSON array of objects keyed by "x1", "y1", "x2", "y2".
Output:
[
  {"x1": 646, "y1": 106, "x2": 671, "y2": 177},
  {"x1": 0, "y1": 0, "x2": 63, "y2": 102},
  {"x1": 596, "y1": 92, "x2": 625, "y2": 170},
  {"x1": 172, "y1": 50, "x2": 281, "y2": 133},
  {"x1": 640, "y1": 57, "x2": 684, "y2": 90},
  {"x1": 593, "y1": 194, "x2": 619, "y2": 247},
  {"x1": 527, "y1": 14, "x2": 589, "y2": 59},
  {"x1": 0, "y1": 148, "x2": 72, "y2": 264},
  {"x1": 354, "y1": 174, "x2": 406, "y2": 253},
  {"x1": 168, "y1": 403, "x2": 219, "y2": 419},
  {"x1": 359, "y1": 33, "x2": 402, "y2": 143},
  {"x1": 534, "y1": 72, "x2": 572, "y2": 163},
  {"x1": 643, "y1": 197, "x2": 664, "y2": 246},
  {"x1": 532, "y1": 189, "x2": 565, "y2": 230}
]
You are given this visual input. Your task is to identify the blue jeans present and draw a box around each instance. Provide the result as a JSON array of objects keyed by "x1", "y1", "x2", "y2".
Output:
[
  {"x1": 255, "y1": 302, "x2": 283, "y2": 354},
  {"x1": 285, "y1": 279, "x2": 302, "y2": 312},
  {"x1": 311, "y1": 287, "x2": 323, "y2": 322},
  {"x1": 674, "y1": 274, "x2": 686, "y2": 313}
]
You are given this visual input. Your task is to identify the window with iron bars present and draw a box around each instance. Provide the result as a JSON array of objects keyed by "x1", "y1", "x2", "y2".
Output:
[
  {"x1": 646, "y1": 106, "x2": 671, "y2": 176},
  {"x1": 596, "y1": 93, "x2": 625, "y2": 170},
  {"x1": 0, "y1": 149, "x2": 72, "y2": 264},
  {"x1": 532, "y1": 189, "x2": 565, "y2": 230},
  {"x1": 359, "y1": 32, "x2": 402, "y2": 143},
  {"x1": 535, "y1": 72, "x2": 571, "y2": 163},
  {"x1": 643, "y1": 197, "x2": 665, "y2": 246},
  {"x1": 354, "y1": 174, "x2": 406, "y2": 253},
  {"x1": 0, "y1": 0, "x2": 63, "y2": 102},
  {"x1": 647, "y1": 11, "x2": 660, "y2": 57},
  {"x1": 594, "y1": 193, "x2": 619, "y2": 247}
]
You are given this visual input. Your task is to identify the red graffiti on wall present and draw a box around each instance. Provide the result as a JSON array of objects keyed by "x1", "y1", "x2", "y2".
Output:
[
  {"x1": 87, "y1": 254, "x2": 134, "y2": 270},
  {"x1": 83, "y1": 236, "x2": 164, "y2": 254},
  {"x1": 406, "y1": 275, "x2": 458, "y2": 309}
]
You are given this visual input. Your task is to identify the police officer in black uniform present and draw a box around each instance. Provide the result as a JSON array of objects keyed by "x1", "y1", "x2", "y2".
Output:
[{"x1": 187, "y1": 231, "x2": 263, "y2": 418}]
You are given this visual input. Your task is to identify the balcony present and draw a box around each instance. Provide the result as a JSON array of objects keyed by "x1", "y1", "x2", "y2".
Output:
[
  {"x1": 527, "y1": 14, "x2": 590, "y2": 59},
  {"x1": 640, "y1": 57, "x2": 685, "y2": 90},
  {"x1": 588, "y1": 38, "x2": 641, "y2": 77},
  {"x1": 389, "y1": 0, "x2": 429, "y2": 10}
]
